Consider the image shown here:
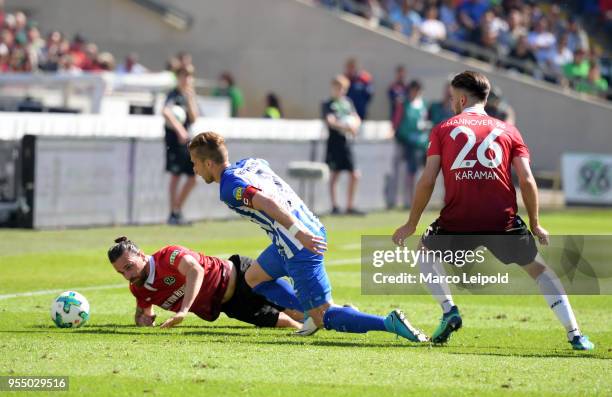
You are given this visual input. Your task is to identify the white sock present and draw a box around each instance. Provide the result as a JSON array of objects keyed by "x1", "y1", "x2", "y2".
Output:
[
  {"x1": 419, "y1": 257, "x2": 455, "y2": 313},
  {"x1": 536, "y1": 269, "x2": 580, "y2": 340}
]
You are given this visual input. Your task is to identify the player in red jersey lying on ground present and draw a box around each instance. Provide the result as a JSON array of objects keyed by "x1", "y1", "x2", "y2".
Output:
[{"x1": 107, "y1": 236, "x2": 303, "y2": 329}]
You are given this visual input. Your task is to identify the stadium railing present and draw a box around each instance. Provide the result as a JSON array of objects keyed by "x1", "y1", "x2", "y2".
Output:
[{"x1": 0, "y1": 72, "x2": 230, "y2": 117}]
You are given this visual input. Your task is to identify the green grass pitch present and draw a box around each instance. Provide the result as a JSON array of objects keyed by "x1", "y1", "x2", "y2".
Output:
[{"x1": 0, "y1": 210, "x2": 611, "y2": 396}]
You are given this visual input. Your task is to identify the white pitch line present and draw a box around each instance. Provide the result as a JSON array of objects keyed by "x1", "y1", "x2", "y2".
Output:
[
  {"x1": 0, "y1": 257, "x2": 362, "y2": 301},
  {"x1": 0, "y1": 284, "x2": 125, "y2": 301},
  {"x1": 326, "y1": 257, "x2": 361, "y2": 266},
  {"x1": 339, "y1": 243, "x2": 361, "y2": 250}
]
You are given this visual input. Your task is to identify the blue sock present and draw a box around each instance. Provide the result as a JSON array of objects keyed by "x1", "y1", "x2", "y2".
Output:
[
  {"x1": 253, "y1": 279, "x2": 304, "y2": 312},
  {"x1": 323, "y1": 306, "x2": 386, "y2": 333}
]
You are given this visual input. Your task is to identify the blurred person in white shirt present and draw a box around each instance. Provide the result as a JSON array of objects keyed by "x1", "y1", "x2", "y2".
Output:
[{"x1": 419, "y1": 6, "x2": 446, "y2": 50}]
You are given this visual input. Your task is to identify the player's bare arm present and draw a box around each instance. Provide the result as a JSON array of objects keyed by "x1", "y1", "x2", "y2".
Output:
[
  {"x1": 325, "y1": 113, "x2": 359, "y2": 136},
  {"x1": 251, "y1": 190, "x2": 327, "y2": 255},
  {"x1": 393, "y1": 155, "x2": 441, "y2": 246},
  {"x1": 325, "y1": 113, "x2": 349, "y2": 134},
  {"x1": 512, "y1": 156, "x2": 549, "y2": 245},
  {"x1": 347, "y1": 111, "x2": 361, "y2": 136},
  {"x1": 183, "y1": 85, "x2": 199, "y2": 123},
  {"x1": 160, "y1": 255, "x2": 205, "y2": 329},
  {"x1": 135, "y1": 305, "x2": 156, "y2": 327}
]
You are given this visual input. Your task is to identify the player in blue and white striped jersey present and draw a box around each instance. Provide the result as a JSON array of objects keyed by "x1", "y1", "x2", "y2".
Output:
[
  {"x1": 220, "y1": 157, "x2": 324, "y2": 261},
  {"x1": 188, "y1": 131, "x2": 428, "y2": 342}
]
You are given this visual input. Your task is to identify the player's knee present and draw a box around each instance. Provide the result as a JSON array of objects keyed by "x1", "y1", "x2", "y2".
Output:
[
  {"x1": 244, "y1": 261, "x2": 270, "y2": 288},
  {"x1": 244, "y1": 269, "x2": 261, "y2": 288}
]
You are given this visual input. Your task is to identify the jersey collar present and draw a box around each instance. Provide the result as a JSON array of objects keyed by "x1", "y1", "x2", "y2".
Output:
[
  {"x1": 462, "y1": 105, "x2": 487, "y2": 115},
  {"x1": 144, "y1": 255, "x2": 157, "y2": 291}
]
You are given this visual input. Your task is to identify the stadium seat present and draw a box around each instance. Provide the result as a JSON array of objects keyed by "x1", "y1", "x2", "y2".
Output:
[{"x1": 287, "y1": 161, "x2": 330, "y2": 211}]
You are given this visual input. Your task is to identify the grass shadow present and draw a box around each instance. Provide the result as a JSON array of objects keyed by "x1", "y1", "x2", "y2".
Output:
[
  {"x1": 438, "y1": 345, "x2": 611, "y2": 360},
  {"x1": 4, "y1": 328, "x2": 611, "y2": 359}
]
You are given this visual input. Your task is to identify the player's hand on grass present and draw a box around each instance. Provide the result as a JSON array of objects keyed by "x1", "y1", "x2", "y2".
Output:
[
  {"x1": 296, "y1": 231, "x2": 327, "y2": 255},
  {"x1": 160, "y1": 311, "x2": 187, "y2": 329},
  {"x1": 135, "y1": 314, "x2": 156, "y2": 327},
  {"x1": 531, "y1": 224, "x2": 550, "y2": 246},
  {"x1": 392, "y1": 223, "x2": 416, "y2": 246}
]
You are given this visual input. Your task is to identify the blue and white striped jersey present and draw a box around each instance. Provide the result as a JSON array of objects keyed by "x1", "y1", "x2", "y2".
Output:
[{"x1": 219, "y1": 158, "x2": 324, "y2": 259}]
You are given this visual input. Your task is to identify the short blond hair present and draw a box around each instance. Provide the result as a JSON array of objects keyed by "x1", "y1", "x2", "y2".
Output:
[
  {"x1": 332, "y1": 75, "x2": 350, "y2": 90},
  {"x1": 188, "y1": 131, "x2": 228, "y2": 164}
]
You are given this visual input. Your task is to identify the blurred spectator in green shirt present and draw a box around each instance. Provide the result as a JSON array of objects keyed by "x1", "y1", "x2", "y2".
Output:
[
  {"x1": 213, "y1": 72, "x2": 244, "y2": 117},
  {"x1": 563, "y1": 48, "x2": 589, "y2": 84},
  {"x1": 575, "y1": 64, "x2": 609, "y2": 98}
]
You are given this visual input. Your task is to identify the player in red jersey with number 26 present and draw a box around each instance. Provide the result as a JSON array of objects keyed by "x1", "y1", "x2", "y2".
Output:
[{"x1": 392, "y1": 71, "x2": 594, "y2": 350}]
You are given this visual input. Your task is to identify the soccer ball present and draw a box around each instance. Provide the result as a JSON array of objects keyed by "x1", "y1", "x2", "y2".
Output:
[
  {"x1": 340, "y1": 114, "x2": 358, "y2": 131},
  {"x1": 50, "y1": 291, "x2": 90, "y2": 328},
  {"x1": 167, "y1": 105, "x2": 187, "y2": 126}
]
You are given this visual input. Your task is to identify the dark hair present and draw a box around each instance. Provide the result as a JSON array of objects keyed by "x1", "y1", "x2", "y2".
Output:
[
  {"x1": 451, "y1": 70, "x2": 491, "y2": 102},
  {"x1": 266, "y1": 93, "x2": 282, "y2": 114},
  {"x1": 220, "y1": 72, "x2": 234, "y2": 86},
  {"x1": 107, "y1": 236, "x2": 140, "y2": 263},
  {"x1": 188, "y1": 131, "x2": 229, "y2": 164},
  {"x1": 408, "y1": 79, "x2": 423, "y2": 91}
]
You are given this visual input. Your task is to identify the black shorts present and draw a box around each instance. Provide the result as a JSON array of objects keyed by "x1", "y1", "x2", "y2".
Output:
[
  {"x1": 165, "y1": 140, "x2": 195, "y2": 176},
  {"x1": 421, "y1": 215, "x2": 538, "y2": 266},
  {"x1": 221, "y1": 255, "x2": 285, "y2": 328},
  {"x1": 326, "y1": 143, "x2": 355, "y2": 172}
]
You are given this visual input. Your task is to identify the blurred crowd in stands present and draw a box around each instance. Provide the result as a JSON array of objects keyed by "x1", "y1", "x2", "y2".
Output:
[
  {"x1": 0, "y1": 5, "x2": 147, "y2": 74},
  {"x1": 1, "y1": 0, "x2": 610, "y2": 120},
  {"x1": 317, "y1": 0, "x2": 612, "y2": 100},
  {"x1": 0, "y1": 5, "x2": 252, "y2": 117}
]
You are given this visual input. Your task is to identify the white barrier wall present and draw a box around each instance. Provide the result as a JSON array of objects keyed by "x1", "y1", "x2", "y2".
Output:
[
  {"x1": 23, "y1": 134, "x2": 443, "y2": 229},
  {"x1": 0, "y1": 112, "x2": 391, "y2": 141},
  {"x1": 33, "y1": 138, "x2": 131, "y2": 228}
]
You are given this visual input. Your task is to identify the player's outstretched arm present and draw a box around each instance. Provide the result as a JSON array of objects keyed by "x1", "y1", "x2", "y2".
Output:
[
  {"x1": 512, "y1": 156, "x2": 549, "y2": 245},
  {"x1": 393, "y1": 155, "x2": 441, "y2": 246},
  {"x1": 160, "y1": 255, "x2": 204, "y2": 329},
  {"x1": 251, "y1": 191, "x2": 327, "y2": 255}
]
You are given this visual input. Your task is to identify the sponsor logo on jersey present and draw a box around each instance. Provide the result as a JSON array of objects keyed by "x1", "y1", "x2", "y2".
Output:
[
  {"x1": 169, "y1": 250, "x2": 180, "y2": 266},
  {"x1": 161, "y1": 285, "x2": 185, "y2": 309},
  {"x1": 233, "y1": 187, "x2": 243, "y2": 201},
  {"x1": 164, "y1": 276, "x2": 176, "y2": 286}
]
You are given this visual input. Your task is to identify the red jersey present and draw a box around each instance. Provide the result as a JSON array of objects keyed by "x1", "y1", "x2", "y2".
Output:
[
  {"x1": 129, "y1": 245, "x2": 231, "y2": 321},
  {"x1": 427, "y1": 106, "x2": 530, "y2": 232}
]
